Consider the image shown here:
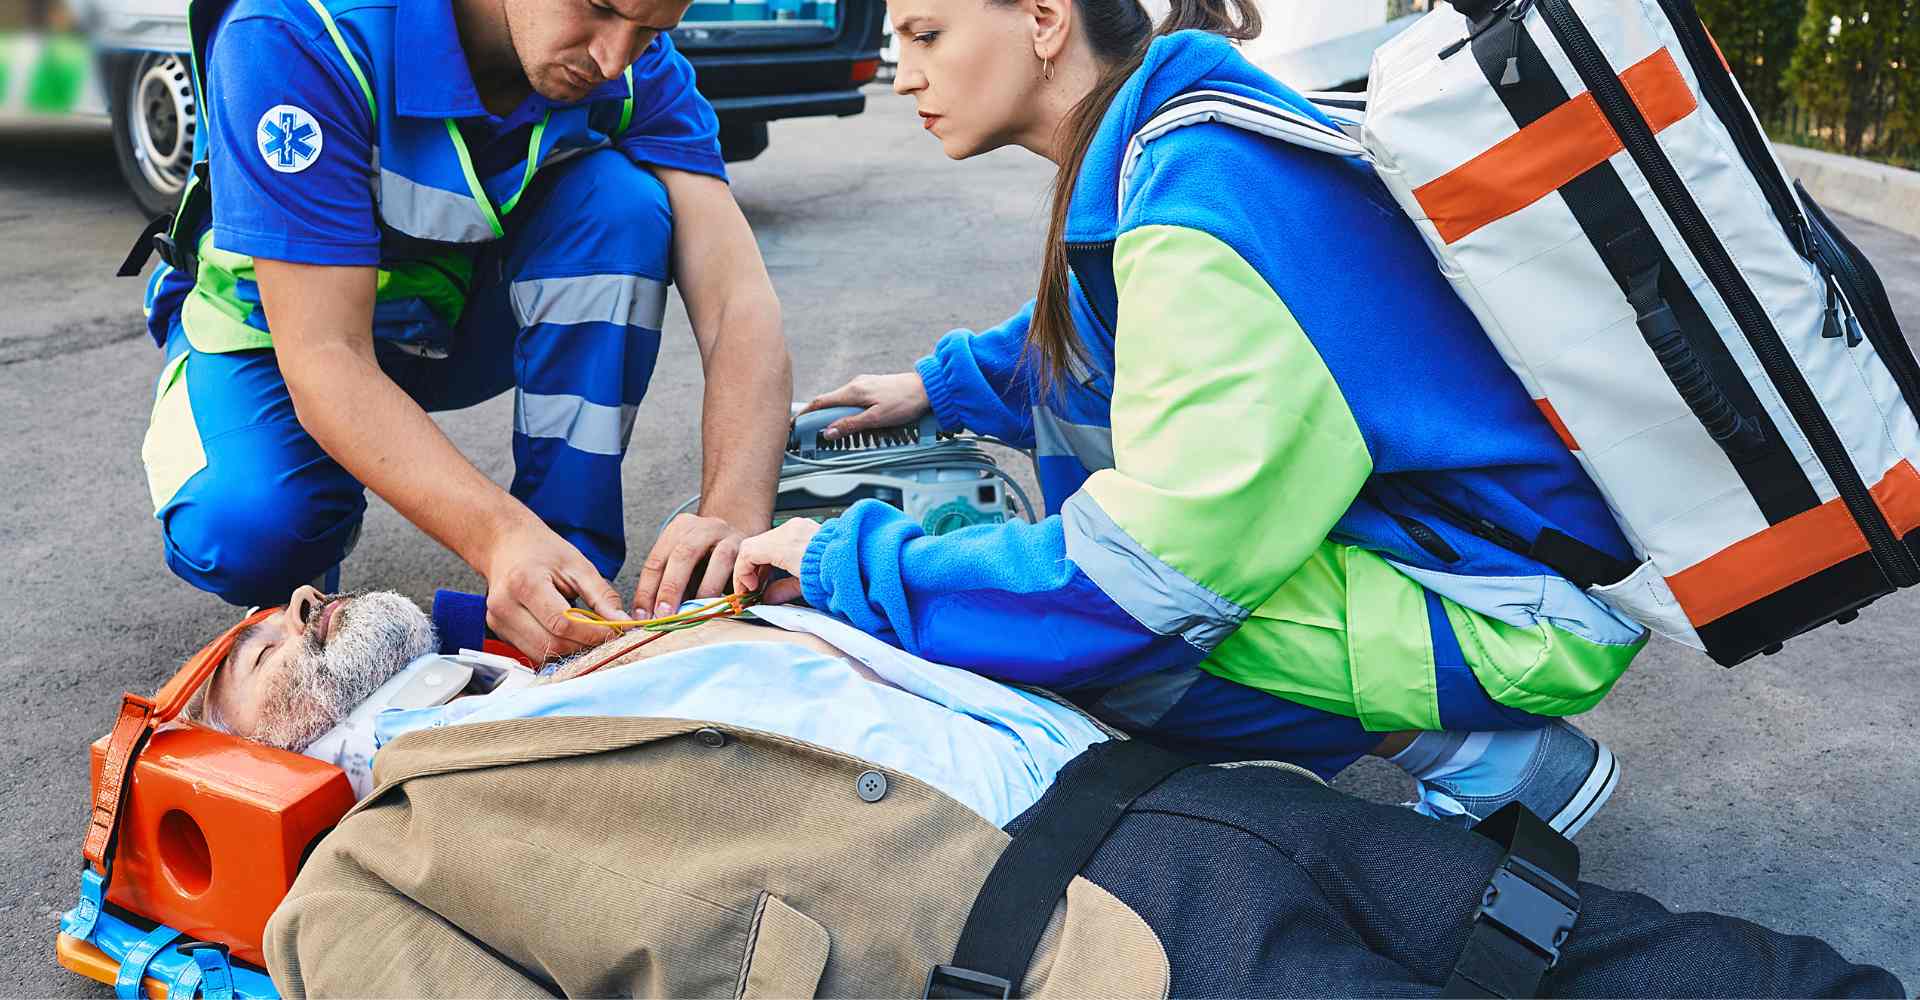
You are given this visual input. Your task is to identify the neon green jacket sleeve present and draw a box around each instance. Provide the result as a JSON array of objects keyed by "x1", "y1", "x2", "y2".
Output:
[{"x1": 1076, "y1": 223, "x2": 1375, "y2": 623}]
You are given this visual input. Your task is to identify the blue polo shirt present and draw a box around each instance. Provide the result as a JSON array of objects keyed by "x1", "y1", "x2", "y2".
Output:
[{"x1": 200, "y1": 0, "x2": 725, "y2": 268}]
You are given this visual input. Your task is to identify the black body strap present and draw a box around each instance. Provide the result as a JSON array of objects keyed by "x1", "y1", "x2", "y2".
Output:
[
  {"x1": 1442, "y1": 803, "x2": 1584, "y2": 998},
  {"x1": 926, "y1": 739, "x2": 1195, "y2": 999},
  {"x1": 117, "y1": 214, "x2": 174, "y2": 277},
  {"x1": 117, "y1": 161, "x2": 210, "y2": 279}
]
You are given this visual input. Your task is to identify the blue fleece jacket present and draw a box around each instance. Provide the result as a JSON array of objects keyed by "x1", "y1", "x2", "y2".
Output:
[{"x1": 801, "y1": 31, "x2": 1645, "y2": 759}]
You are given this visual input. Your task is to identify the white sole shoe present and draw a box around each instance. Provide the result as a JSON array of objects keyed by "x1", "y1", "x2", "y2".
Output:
[{"x1": 1545, "y1": 739, "x2": 1619, "y2": 838}]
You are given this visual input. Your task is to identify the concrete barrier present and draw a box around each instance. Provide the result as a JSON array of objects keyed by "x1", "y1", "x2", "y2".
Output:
[{"x1": 1775, "y1": 143, "x2": 1920, "y2": 239}]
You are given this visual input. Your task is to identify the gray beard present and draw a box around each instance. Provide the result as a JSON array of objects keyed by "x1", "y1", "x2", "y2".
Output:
[{"x1": 252, "y1": 591, "x2": 438, "y2": 752}]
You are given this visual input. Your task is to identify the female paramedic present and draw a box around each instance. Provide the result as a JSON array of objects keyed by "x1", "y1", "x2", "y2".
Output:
[{"x1": 735, "y1": 0, "x2": 1650, "y2": 835}]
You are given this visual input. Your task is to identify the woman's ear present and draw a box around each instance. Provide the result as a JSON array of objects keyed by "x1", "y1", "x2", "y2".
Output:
[{"x1": 1028, "y1": 0, "x2": 1073, "y2": 63}]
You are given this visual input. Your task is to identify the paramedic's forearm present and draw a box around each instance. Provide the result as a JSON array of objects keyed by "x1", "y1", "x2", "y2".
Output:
[
  {"x1": 255, "y1": 258, "x2": 623, "y2": 657},
  {"x1": 654, "y1": 164, "x2": 791, "y2": 532},
  {"x1": 251, "y1": 260, "x2": 525, "y2": 564},
  {"x1": 628, "y1": 166, "x2": 788, "y2": 612},
  {"x1": 277, "y1": 338, "x2": 622, "y2": 654},
  {"x1": 696, "y1": 315, "x2": 790, "y2": 530},
  {"x1": 280, "y1": 340, "x2": 528, "y2": 564}
]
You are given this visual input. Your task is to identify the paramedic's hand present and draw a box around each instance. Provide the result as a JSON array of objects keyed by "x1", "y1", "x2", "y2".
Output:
[
  {"x1": 733, "y1": 518, "x2": 820, "y2": 606},
  {"x1": 485, "y1": 525, "x2": 625, "y2": 662},
  {"x1": 634, "y1": 512, "x2": 748, "y2": 617},
  {"x1": 803, "y1": 372, "x2": 929, "y2": 440}
]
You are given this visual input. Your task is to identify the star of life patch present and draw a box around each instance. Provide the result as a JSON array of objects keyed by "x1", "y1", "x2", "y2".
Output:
[{"x1": 257, "y1": 104, "x2": 324, "y2": 173}]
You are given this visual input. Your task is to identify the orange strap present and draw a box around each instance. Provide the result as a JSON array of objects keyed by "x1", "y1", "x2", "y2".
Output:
[
  {"x1": 83, "y1": 607, "x2": 281, "y2": 875},
  {"x1": 1414, "y1": 49, "x2": 1697, "y2": 245}
]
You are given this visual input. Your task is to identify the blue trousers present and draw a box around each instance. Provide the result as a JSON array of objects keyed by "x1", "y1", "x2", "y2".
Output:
[{"x1": 146, "y1": 149, "x2": 671, "y2": 606}]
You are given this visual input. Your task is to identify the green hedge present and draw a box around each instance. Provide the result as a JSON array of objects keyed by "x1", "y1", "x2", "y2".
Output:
[{"x1": 1697, "y1": 0, "x2": 1918, "y2": 167}]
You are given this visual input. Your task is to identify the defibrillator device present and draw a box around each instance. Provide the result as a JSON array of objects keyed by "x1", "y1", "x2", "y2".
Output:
[
  {"x1": 777, "y1": 406, "x2": 1037, "y2": 531},
  {"x1": 666, "y1": 404, "x2": 1040, "y2": 535}
]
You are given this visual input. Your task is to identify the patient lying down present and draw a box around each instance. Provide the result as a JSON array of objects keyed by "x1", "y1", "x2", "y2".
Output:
[
  {"x1": 194, "y1": 587, "x2": 1900, "y2": 997},
  {"x1": 190, "y1": 584, "x2": 1109, "y2": 823}
]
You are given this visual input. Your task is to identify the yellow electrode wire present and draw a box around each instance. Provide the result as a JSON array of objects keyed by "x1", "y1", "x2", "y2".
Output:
[{"x1": 563, "y1": 590, "x2": 761, "y2": 634}]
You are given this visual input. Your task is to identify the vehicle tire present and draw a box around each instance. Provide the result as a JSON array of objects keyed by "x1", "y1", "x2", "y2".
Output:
[
  {"x1": 110, "y1": 51, "x2": 198, "y2": 219},
  {"x1": 718, "y1": 119, "x2": 769, "y2": 163}
]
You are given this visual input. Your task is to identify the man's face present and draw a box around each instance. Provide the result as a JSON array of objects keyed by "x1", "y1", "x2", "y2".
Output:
[
  {"x1": 502, "y1": 0, "x2": 695, "y2": 102},
  {"x1": 202, "y1": 586, "x2": 436, "y2": 752}
]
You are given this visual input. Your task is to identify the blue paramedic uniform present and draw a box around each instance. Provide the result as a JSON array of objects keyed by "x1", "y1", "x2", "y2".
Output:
[{"x1": 140, "y1": 0, "x2": 726, "y2": 606}]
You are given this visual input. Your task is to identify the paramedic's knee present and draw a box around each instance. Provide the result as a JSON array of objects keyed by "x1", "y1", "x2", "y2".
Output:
[
  {"x1": 158, "y1": 428, "x2": 365, "y2": 606},
  {"x1": 510, "y1": 148, "x2": 672, "y2": 282}
]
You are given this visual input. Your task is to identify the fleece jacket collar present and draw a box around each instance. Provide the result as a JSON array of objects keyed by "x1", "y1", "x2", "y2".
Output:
[{"x1": 1064, "y1": 30, "x2": 1339, "y2": 244}]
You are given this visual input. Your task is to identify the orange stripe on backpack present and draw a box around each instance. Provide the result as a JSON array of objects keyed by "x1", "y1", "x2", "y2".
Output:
[{"x1": 1416, "y1": 49, "x2": 1697, "y2": 244}]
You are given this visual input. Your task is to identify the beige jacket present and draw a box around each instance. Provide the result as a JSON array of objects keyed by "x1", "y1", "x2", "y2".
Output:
[{"x1": 266, "y1": 715, "x2": 1171, "y2": 998}]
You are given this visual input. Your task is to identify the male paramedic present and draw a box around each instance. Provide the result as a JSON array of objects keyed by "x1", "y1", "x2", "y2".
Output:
[
  {"x1": 136, "y1": 0, "x2": 792, "y2": 660},
  {"x1": 172, "y1": 588, "x2": 1901, "y2": 997}
]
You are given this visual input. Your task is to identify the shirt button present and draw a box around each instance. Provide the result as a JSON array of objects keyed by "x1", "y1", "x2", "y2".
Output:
[
  {"x1": 856, "y1": 770, "x2": 888, "y2": 802},
  {"x1": 695, "y1": 727, "x2": 728, "y2": 748}
]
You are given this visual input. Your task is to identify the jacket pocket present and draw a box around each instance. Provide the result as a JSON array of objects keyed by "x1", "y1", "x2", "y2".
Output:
[{"x1": 735, "y1": 892, "x2": 830, "y2": 999}]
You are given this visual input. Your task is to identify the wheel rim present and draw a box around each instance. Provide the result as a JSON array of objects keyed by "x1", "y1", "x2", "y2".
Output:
[{"x1": 130, "y1": 54, "x2": 196, "y2": 198}]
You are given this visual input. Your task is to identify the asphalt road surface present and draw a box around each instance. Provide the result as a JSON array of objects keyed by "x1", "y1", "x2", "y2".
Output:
[{"x1": 4, "y1": 87, "x2": 1918, "y2": 992}]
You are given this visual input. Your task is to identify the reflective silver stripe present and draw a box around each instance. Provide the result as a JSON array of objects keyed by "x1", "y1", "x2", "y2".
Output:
[
  {"x1": 513, "y1": 390, "x2": 637, "y2": 456},
  {"x1": 1032, "y1": 406, "x2": 1115, "y2": 471},
  {"x1": 1062, "y1": 491, "x2": 1249, "y2": 651},
  {"x1": 378, "y1": 168, "x2": 496, "y2": 243},
  {"x1": 509, "y1": 273, "x2": 670, "y2": 331},
  {"x1": 1385, "y1": 560, "x2": 1648, "y2": 647},
  {"x1": 1090, "y1": 668, "x2": 1204, "y2": 731}
]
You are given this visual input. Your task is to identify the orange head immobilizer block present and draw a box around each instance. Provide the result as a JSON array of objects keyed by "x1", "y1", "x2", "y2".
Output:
[
  {"x1": 73, "y1": 607, "x2": 357, "y2": 971},
  {"x1": 86, "y1": 725, "x2": 356, "y2": 967}
]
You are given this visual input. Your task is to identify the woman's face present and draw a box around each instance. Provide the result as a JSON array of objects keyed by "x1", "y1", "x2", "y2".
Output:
[{"x1": 889, "y1": 0, "x2": 1050, "y2": 159}]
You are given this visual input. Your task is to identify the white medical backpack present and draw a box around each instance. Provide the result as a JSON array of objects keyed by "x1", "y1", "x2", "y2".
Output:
[{"x1": 1130, "y1": 0, "x2": 1920, "y2": 665}]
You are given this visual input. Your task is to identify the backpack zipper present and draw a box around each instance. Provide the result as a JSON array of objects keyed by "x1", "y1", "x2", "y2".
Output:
[
  {"x1": 1652, "y1": 0, "x2": 1812, "y2": 257},
  {"x1": 1535, "y1": 0, "x2": 1918, "y2": 587},
  {"x1": 1439, "y1": 0, "x2": 1537, "y2": 65},
  {"x1": 1800, "y1": 183, "x2": 1920, "y2": 397}
]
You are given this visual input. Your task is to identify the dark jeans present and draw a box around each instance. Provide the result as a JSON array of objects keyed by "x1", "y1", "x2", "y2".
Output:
[{"x1": 1010, "y1": 754, "x2": 1902, "y2": 998}]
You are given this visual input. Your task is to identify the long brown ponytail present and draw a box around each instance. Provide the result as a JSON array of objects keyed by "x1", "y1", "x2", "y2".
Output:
[{"x1": 1023, "y1": 0, "x2": 1260, "y2": 390}]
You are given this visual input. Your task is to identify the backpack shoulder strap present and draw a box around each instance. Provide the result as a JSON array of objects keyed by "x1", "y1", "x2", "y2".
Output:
[
  {"x1": 1299, "y1": 90, "x2": 1369, "y2": 136},
  {"x1": 122, "y1": 0, "x2": 380, "y2": 279},
  {"x1": 1118, "y1": 88, "x2": 1368, "y2": 214}
]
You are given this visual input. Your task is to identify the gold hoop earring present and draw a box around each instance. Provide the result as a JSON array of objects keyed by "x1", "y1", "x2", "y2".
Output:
[{"x1": 1043, "y1": 58, "x2": 1054, "y2": 81}]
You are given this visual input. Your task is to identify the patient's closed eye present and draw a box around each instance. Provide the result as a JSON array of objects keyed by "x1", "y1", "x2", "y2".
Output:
[{"x1": 245, "y1": 638, "x2": 278, "y2": 678}]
